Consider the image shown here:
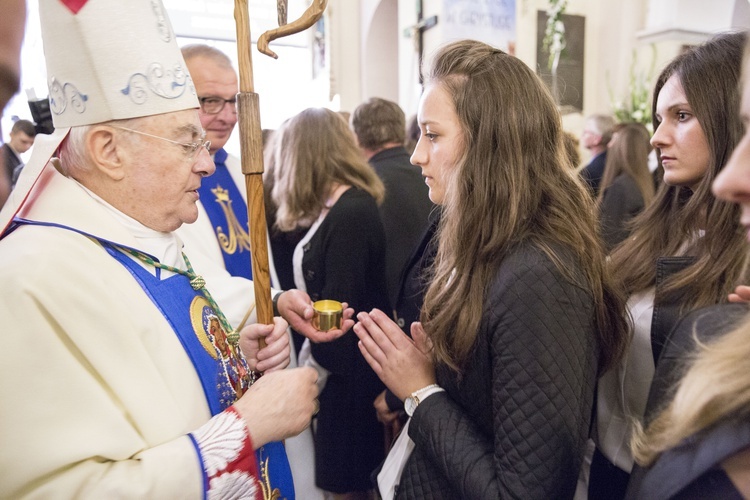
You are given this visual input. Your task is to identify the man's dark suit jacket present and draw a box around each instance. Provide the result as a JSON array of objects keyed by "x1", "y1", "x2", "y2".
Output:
[
  {"x1": 1, "y1": 143, "x2": 22, "y2": 187},
  {"x1": 580, "y1": 151, "x2": 607, "y2": 196},
  {"x1": 369, "y1": 146, "x2": 433, "y2": 306}
]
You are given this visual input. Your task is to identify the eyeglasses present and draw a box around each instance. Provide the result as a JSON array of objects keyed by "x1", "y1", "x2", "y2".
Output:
[
  {"x1": 199, "y1": 96, "x2": 237, "y2": 115},
  {"x1": 112, "y1": 126, "x2": 211, "y2": 159}
]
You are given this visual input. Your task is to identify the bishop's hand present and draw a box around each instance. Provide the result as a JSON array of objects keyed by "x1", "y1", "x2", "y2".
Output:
[{"x1": 238, "y1": 316, "x2": 290, "y2": 373}]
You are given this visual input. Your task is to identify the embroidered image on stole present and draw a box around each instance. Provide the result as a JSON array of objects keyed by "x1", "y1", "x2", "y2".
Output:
[
  {"x1": 198, "y1": 149, "x2": 254, "y2": 279},
  {"x1": 190, "y1": 296, "x2": 292, "y2": 500},
  {"x1": 211, "y1": 185, "x2": 252, "y2": 256},
  {"x1": 190, "y1": 296, "x2": 249, "y2": 406}
]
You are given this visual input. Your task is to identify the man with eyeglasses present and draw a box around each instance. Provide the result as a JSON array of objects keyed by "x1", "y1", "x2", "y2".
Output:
[
  {"x1": 178, "y1": 44, "x2": 253, "y2": 281},
  {"x1": 0, "y1": 1, "x2": 352, "y2": 498}
]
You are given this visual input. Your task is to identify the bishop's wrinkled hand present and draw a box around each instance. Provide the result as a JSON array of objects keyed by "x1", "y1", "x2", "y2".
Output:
[
  {"x1": 238, "y1": 316, "x2": 290, "y2": 373},
  {"x1": 233, "y1": 367, "x2": 319, "y2": 448}
]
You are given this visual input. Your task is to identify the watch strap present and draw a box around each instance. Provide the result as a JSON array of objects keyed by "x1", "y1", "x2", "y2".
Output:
[
  {"x1": 414, "y1": 385, "x2": 445, "y2": 403},
  {"x1": 272, "y1": 291, "x2": 284, "y2": 317},
  {"x1": 406, "y1": 384, "x2": 445, "y2": 416}
]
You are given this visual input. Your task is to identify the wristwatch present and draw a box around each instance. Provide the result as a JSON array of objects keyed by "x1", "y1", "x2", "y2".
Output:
[
  {"x1": 272, "y1": 291, "x2": 284, "y2": 316},
  {"x1": 404, "y1": 384, "x2": 445, "y2": 417}
]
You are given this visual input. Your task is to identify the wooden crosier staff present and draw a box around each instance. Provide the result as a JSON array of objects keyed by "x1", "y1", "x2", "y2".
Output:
[{"x1": 232, "y1": 0, "x2": 328, "y2": 349}]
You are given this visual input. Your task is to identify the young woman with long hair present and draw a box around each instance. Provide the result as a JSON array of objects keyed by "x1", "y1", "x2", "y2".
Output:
[
  {"x1": 625, "y1": 35, "x2": 750, "y2": 498},
  {"x1": 591, "y1": 32, "x2": 750, "y2": 499},
  {"x1": 271, "y1": 107, "x2": 390, "y2": 499},
  {"x1": 354, "y1": 39, "x2": 629, "y2": 499}
]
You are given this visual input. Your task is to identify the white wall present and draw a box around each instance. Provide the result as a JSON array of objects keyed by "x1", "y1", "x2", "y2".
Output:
[
  {"x1": 328, "y1": 0, "x2": 363, "y2": 112},
  {"x1": 360, "y1": 0, "x2": 400, "y2": 105},
  {"x1": 391, "y1": 0, "x2": 749, "y2": 164}
]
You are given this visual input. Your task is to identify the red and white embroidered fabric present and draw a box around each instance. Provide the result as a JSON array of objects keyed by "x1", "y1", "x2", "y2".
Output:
[{"x1": 191, "y1": 406, "x2": 263, "y2": 500}]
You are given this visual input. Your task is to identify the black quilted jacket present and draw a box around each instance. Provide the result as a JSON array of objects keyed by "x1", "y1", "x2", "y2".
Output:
[{"x1": 395, "y1": 243, "x2": 599, "y2": 499}]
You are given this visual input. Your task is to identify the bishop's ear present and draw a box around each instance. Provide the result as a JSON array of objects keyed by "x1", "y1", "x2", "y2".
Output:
[{"x1": 86, "y1": 125, "x2": 127, "y2": 181}]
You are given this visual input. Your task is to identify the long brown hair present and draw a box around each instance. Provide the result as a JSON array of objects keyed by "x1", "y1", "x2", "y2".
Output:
[
  {"x1": 609, "y1": 32, "x2": 749, "y2": 312},
  {"x1": 597, "y1": 122, "x2": 655, "y2": 206},
  {"x1": 419, "y1": 40, "x2": 628, "y2": 374},
  {"x1": 271, "y1": 108, "x2": 384, "y2": 231},
  {"x1": 632, "y1": 31, "x2": 750, "y2": 470}
]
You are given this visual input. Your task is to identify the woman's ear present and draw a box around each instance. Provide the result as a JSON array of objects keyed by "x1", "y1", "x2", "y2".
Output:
[{"x1": 87, "y1": 125, "x2": 126, "y2": 181}]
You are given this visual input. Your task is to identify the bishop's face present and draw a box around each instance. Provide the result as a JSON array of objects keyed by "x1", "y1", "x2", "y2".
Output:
[{"x1": 116, "y1": 109, "x2": 215, "y2": 232}]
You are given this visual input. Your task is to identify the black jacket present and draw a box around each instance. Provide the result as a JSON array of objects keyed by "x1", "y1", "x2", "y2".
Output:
[
  {"x1": 369, "y1": 146, "x2": 434, "y2": 306},
  {"x1": 385, "y1": 211, "x2": 439, "y2": 412},
  {"x1": 305, "y1": 188, "x2": 389, "y2": 492},
  {"x1": 588, "y1": 257, "x2": 698, "y2": 500},
  {"x1": 599, "y1": 173, "x2": 646, "y2": 252},
  {"x1": 396, "y1": 242, "x2": 599, "y2": 499},
  {"x1": 629, "y1": 416, "x2": 750, "y2": 499},
  {"x1": 580, "y1": 151, "x2": 607, "y2": 196},
  {"x1": 626, "y1": 302, "x2": 749, "y2": 499}
]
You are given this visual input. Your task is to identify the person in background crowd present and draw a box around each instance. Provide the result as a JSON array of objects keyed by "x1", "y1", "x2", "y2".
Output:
[
  {"x1": 350, "y1": 97, "x2": 433, "y2": 306},
  {"x1": 176, "y1": 45, "x2": 253, "y2": 281},
  {"x1": 623, "y1": 33, "x2": 750, "y2": 499},
  {"x1": 355, "y1": 39, "x2": 628, "y2": 499},
  {"x1": 597, "y1": 122, "x2": 655, "y2": 251},
  {"x1": 272, "y1": 107, "x2": 389, "y2": 499},
  {"x1": 580, "y1": 113, "x2": 616, "y2": 195},
  {"x1": 3, "y1": 118, "x2": 36, "y2": 187}
]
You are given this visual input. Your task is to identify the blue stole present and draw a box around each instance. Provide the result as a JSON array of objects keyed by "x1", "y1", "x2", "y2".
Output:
[
  {"x1": 199, "y1": 148, "x2": 253, "y2": 279},
  {"x1": 8, "y1": 218, "x2": 293, "y2": 500}
]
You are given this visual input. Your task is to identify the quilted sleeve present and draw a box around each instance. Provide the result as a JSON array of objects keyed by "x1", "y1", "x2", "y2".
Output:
[{"x1": 409, "y1": 249, "x2": 598, "y2": 499}]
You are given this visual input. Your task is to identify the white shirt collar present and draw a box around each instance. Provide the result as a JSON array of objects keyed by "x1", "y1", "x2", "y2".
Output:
[{"x1": 75, "y1": 181, "x2": 185, "y2": 270}]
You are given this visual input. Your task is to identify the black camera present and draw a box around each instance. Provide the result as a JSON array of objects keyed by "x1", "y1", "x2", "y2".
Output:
[{"x1": 28, "y1": 98, "x2": 54, "y2": 135}]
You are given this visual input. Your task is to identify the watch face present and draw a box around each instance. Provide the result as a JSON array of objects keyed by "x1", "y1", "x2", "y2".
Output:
[{"x1": 405, "y1": 396, "x2": 417, "y2": 417}]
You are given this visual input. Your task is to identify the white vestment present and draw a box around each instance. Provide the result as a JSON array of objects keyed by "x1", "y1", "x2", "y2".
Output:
[{"x1": 0, "y1": 162, "x2": 257, "y2": 498}]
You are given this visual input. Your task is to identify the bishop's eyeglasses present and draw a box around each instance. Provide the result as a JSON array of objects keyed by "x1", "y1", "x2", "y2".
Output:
[
  {"x1": 199, "y1": 96, "x2": 237, "y2": 115},
  {"x1": 112, "y1": 126, "x2": 211, "y2": 159}
]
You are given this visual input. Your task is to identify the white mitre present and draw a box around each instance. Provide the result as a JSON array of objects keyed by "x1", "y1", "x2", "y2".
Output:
[{"x1": 0, "y1": 0, "x2": 198, "y2": 232}]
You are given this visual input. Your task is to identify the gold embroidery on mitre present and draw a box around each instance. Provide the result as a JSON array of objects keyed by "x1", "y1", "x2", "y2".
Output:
[{"x1": 211, "y1": 185, "x2": 252, "y2": 255}]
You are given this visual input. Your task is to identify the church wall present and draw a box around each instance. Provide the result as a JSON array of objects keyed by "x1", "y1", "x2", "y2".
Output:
[
  {"x1": 385, "y1": 0, "x2": 748, "y2": 164},
  {"x1": 392, "y1": 0, "x2": 651, "y2": 139},
  {"x1": 329, "y1": 0, "x2": 364, "y2": 112}
]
